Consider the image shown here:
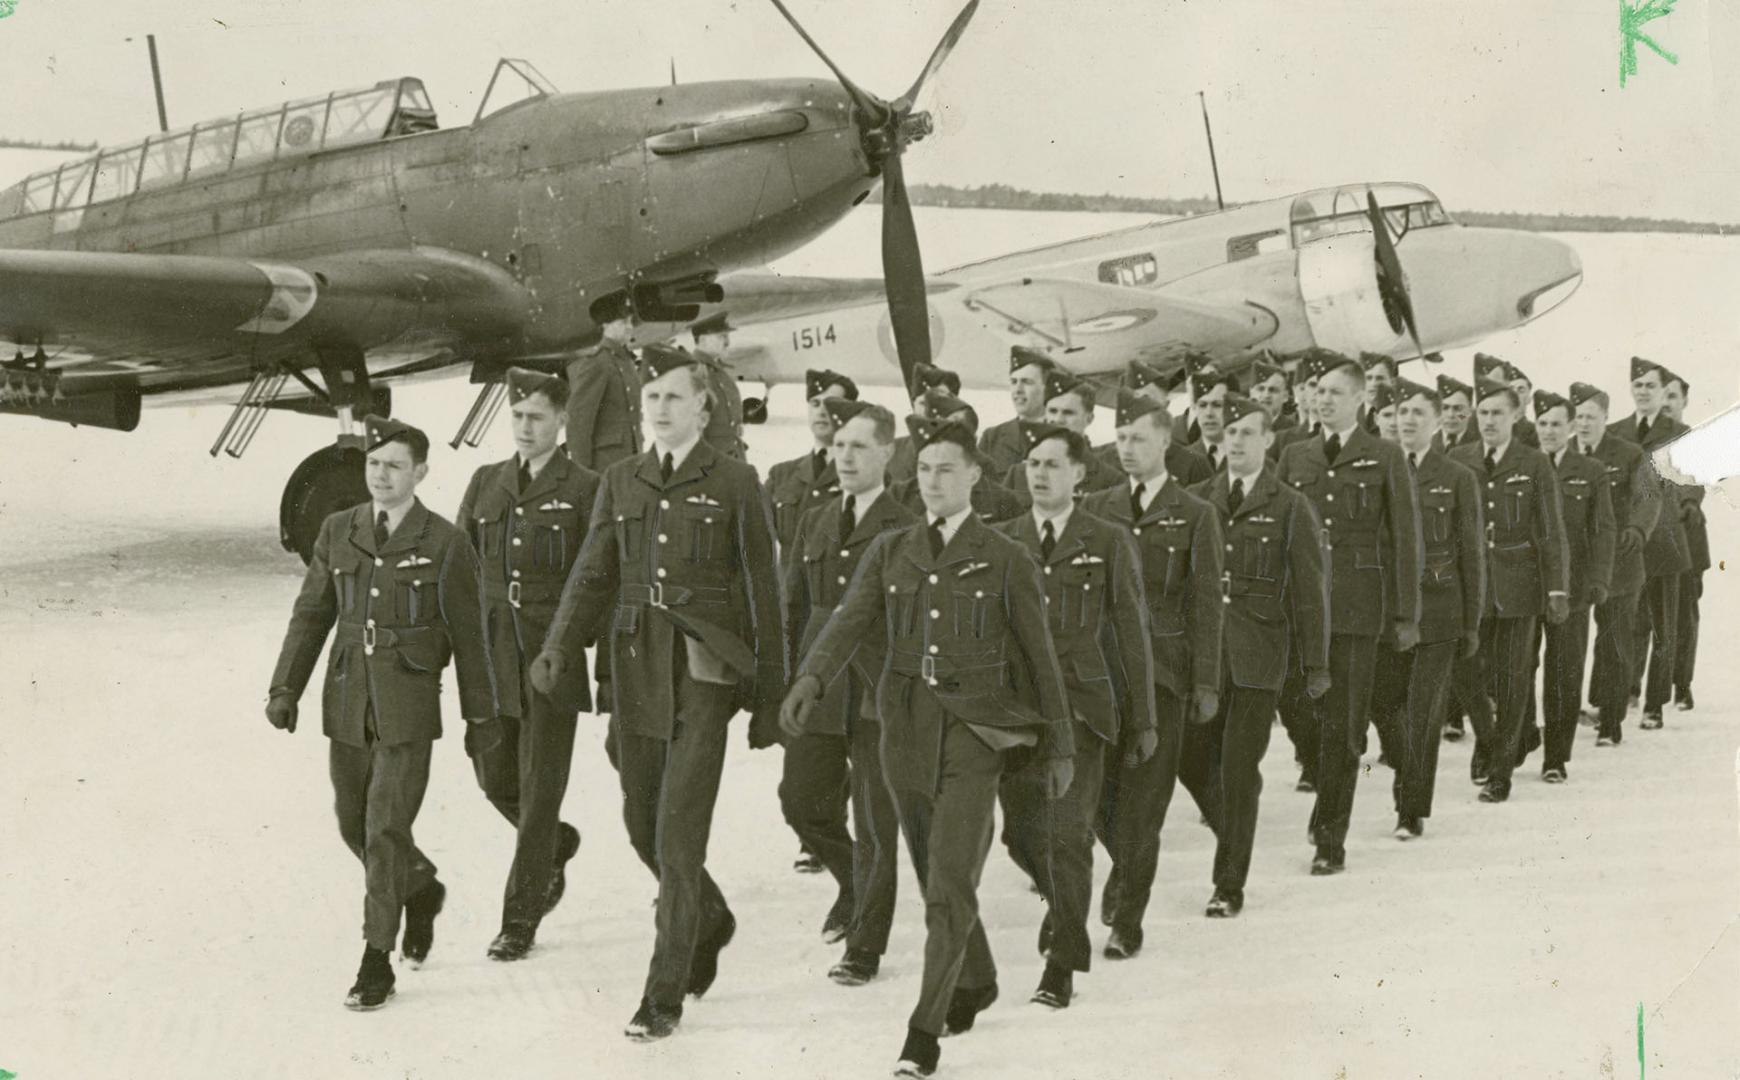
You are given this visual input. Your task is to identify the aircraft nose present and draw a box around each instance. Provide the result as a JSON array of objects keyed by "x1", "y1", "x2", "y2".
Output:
[{"x1": 1404, "y1": 227, "x2": 1584, "y2": 350}]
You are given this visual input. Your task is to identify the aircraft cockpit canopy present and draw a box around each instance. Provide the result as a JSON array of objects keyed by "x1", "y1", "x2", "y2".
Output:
[
  {"x1": 3, "y1": 77, "x2": 438, "y2": 217},
  {"x1": 475, "y1": 59, "x2": 559, "y2": 124},
  {"x1": 1289, "y1": 183, "x2": 1452, "y2": 246}
]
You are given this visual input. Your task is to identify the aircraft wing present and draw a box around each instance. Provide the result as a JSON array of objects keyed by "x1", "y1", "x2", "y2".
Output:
[
  {"x1": 956, "y1": 276, "x2": 1278, "y2": 373},
  {"x1": 0, "y1": 246, "x2": 532, "y2": 398}
]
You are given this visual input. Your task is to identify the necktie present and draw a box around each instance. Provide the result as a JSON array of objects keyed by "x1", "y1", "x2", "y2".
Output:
[
  {"x1": 1637, "y1": 417, "x2": 1651, "y2": 444},
  {"x1": 928, "y1": 516, "x2": 946, "y2": 557},
  {"x1": 1040, "y1": 519, "x2": 1056, "y2": 559},
  {"x1": 813, "y1": 448, "x2": 829, "y2": 476},
  {"x1": 516, "y1": 458, "x2": 532, "y2": 494},
  {"x1": 1208, "y1": 444, "x2": 1221, "y2": 470},
  {"x1": 660, "y1": 451, "x2": 674, "y2": 482},
  {"x1": 1408, "y1": 451, "x2": 1419, "y2": 473},
  {"x1": 1130, "y1": 482, "x2": 1146, "y2": 522},
  {"x1": 1484, "y1": 451, "x2": 1497, "y2": 475},
  {"x1": 840, "y1": 494, "x2": 857, "y2": 541},
  {"x1": 1324, "y1": 433, "x2": 1342, "y2": 463},
  {"x1": 1228, "y1": 477, "x2": 1245, "y2": 514},
  {"x1": 1582, "y1": 441, "x2": 1592, "y2": 456},
  {"x1": 374, "y1": 509, "x2": 390, "y2": 549}
]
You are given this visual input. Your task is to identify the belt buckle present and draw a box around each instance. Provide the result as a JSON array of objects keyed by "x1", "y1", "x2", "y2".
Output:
[
  {"x1": 1220, "y1": 570, "x2": 1233, "y2": 605},
  {"x1": 363, "y1": 623, "x2": 376, "y2": 655},
  {"x1": 507, "y1": 580, "x2": 522, "y2": 608},
  {"x1": 920, "y1": 654, "x2": 937, "y2": 685},
  {"x1": 648, "y1": 582, "x2": 666, "y2": 608}
]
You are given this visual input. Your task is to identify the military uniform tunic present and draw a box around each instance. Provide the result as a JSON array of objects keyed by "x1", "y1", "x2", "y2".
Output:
[
  {"x1": 565, "y1": 338, "x2": 644, "y2": 471},
  {"x1": 695, "y1": 350, "x2": 747, "y2": 461},
  {"x1": 767, "y1": 448, "x2": 840, "y2": 556}
]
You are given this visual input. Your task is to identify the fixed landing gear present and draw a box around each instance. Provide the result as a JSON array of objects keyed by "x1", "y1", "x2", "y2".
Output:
[
  {"x1": 279, "y1": 443, "x2": 369, "y2": 561},
  {"x1": 742, "y1": 379, "x2": 772, "y2": 425}
]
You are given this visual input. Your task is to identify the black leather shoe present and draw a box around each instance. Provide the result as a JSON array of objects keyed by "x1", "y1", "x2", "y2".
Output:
[
  {"x1": 1031, "y1": 962, "x2": 1073, "y2": 1008},
  {"x1": 1103, "y1": 927, "x2": 1143, "y2": 960},
  {"x1": 894, "y1": 1027, "x2": 940, "y2": 1077},
  {"x1": 1295, "y1": 772, "x2": 1316, "y2": 792},
  {"x1": 1310, "y1": 845, "x2": 1346, "y2": 875},
  {"x1": 1098, "y1": 868, "x2": 1120, "y2": 928},
  {"x1": 821, "y1": 892, "x2": 852, "y2": 944},
  {"x1": 624, "y1": 996, "x2": 682, "y2": 1041},
  {"x1": 401, "y1": 879, "x2": 445, "y2": 968},
  {"x1": 1541, "y1": 766, "x2": 1567, "y2": 784},
  {"x1": 1205, "y1": 889, "x2": 1244, "y2": 918},
  {"x1": 487, "y1": 922, "x2": 537, "y2": 962},
  {"x1": 1640, "y1": 710, "x2": 1664, "y2": 730},
  {"x1": 1595, "y1": 734, "x2": 1617, "y2": 748},
  {"x1": 544, "y1": 823, "x2": 582, "y2": 915},
  {"x1": 828, "y1": 947, "x2": 881, "y2": 986},
  {"x1": 1478, "y1": 781, "x2": 1510, "y2": 803},
  {"x1": 1674, "y1": 688, "x2": 1694, "y2": 712},
  {"x1": 1443, "y1": 718, "x2": 1466, "y2": 742},
  {"x1": 941, "y1": 983, "x2": 998, "y2": 1036},
  {"x1": 344, "y1": 946, "x2": 396, "y2": 1010},
  {"x1": 686, "y1": 909, "x2": 736, "y2": 998},
  {"x1": 794, "y1": 848, "x2": 824, "y2": 874},
  {"x1": 1393, "y1": 815, "x2": 1424, "y2": 840}
]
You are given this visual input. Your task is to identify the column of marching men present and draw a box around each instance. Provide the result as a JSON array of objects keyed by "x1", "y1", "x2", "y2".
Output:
[{"x1": 261, "y1": 294, "x2": 1708, "y2": 1079}]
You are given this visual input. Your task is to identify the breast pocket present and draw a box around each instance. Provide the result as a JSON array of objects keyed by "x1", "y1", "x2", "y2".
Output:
[
  {"x1": 1344, "y1": 465, "x2": 1382, "y2": 522},
  {"x1": 329, "y1": 553, "x2": 365, "y2": 614},
  {"x1": 955, "y1": 584, "x2": 1002, "y2": 638},
  {"x1": 1503, "y1": 479, "x2": 1534, "y2": 530},
  {"x1": 682, "y1": 504, "x2": 728, "y2": 563},
  {"x1": 1236, "y1": 524, "x2": 1283, "y2": 581},
  {"x1": 1141, "y1": 528, "x2": 1190, "y2": 597},
  {"x1": 613, "y1": 507, "x2": 646, "y2": 564},
  {"x1": 1061, "y1": 562, "x2": 1106, "y2": 628},
  {"x1": 531, "y1": 512, "x2": 574, "y2": 572},
  {"x1": 394, "y1": 568, "x2": 436, "y2": 625},
  {"x1": 1421, "y1": 493, "x2": 1454, "y2": 545}
]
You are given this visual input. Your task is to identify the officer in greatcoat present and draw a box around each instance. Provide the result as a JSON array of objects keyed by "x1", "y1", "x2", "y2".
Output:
[{"x1": 566, "y1": 293, "x2": 644, "y2": 471}]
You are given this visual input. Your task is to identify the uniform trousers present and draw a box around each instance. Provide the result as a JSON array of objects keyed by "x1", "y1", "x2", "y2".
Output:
[
  {"x1": 1630, "y1": 573, "x2": 1681, "y2": 711},
  {"x1": 330, "y1": 734, "x2": 437, "y2": 953},
  {"x1": 1392, "y1": 640, "x2": 1457, "y2": 819},
  {"x1": 1308, "y1": 632, "x2": 1379, "y2": 849},
  {"x1": 1208, "y1": 685, "x2": 1278, "y2": 897},
  {"x1": 1541, "y1": 607, "x2": 1592, "y2": 772},
  {"x1": 1673, "y1": 569, "x2": 1702, "y2": 697},
  {"x1": 615, "y1": 659, "x2": 736, "y2": 1008},
  {"x1": 888, "y1": 691, "x2": 1002, "y2": 1037},
  {"x1": 1588, "y1": 590, "x2": 1640, "y2": 741},
  {"x1": 1466, "y1": 616, "x2": 1538, "y2": 790},
  {"x1": 1368, "y1": 643, "x2": 1412, "y2": 763},
  {"x1": 468, "y1": 667, "x2": 579, "y2": 927},
  {"x1": 779, "y1": 698, "x2": 861, "y2": 930},
  {"x1": 1096, "y1": 685, "x2": 1221, "y2": 936},
  {"x1": 999, "y1": 720, "x2": 1106, "y2": 972},
  {"x1": 1277, "y1": 664, "x2": 1319, "y2": 783}
]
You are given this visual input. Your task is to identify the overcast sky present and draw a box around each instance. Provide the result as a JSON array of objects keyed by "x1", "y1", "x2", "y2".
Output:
[{"x1": 1, "y1": 0, "x2": 1735, "y2": 222}]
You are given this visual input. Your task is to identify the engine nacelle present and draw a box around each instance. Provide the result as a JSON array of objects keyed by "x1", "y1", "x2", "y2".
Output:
[{"x1": 1295, "y1": 232, "x2": 1411, "y2": 358}]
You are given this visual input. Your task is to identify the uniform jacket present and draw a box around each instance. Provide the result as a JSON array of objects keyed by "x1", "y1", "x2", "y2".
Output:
[
  {"x1": 1582, "y1": 432, "x2": 1662, "y2": 597},
  {"x1": 1430, "y1": 425, "x2": 1479, "y2": 455},
  {"x1": 1081, "y1": 478, "x2": 1226, "y2": 700},
  {"x1": 1272, "y1": 420, "x2": 1321, "y2": 461},
  {"x1": 1448, "y1": 439, "x2": 1570, "y2": 619},
  {"x1": 1187, "y1": 438, "x2": 1233, "y2": 476},
  {"x1": 696, "y1": 350, "x2": 746, "y2": 461},
  {"x1": 270, "y1": 501, "x2": 496, "y2": 748},
  {"x1": 784, "y1": 489, "x2": 917, "y2": 736},
  {"x1": 1277, "y1": 426, "x2": 1423, "y2": 636},
  {"x1": 1189, "y1": 468, "x2": 1330, "y2": 690},
  {"x1": 1608, "y1": 414, "x2": 1693, "y2": 577},
  {"x1": 891, "y1": 472, "x2": 1027, "y2": 524},
  {"x1": 996, "y1": 509, "x2": 1156, "y2": 745},
  {"x1": 1004, "y1": 452, "x2": 1126, "y2": 501},
  {"x1": 797, "y1": 514, "x2": 1075, "y2": 793},
  {"x1": 1547, "y1": 447, "x2": 1616, "y2": 609},
  {"x1": 458, "y1": 452, "x2": 601, "y2": 717},
  {"x1": 564, "y1": 338, "x2": 643, "y2": 471},
  {"x1": 978, "y1": 416, "x2": 1034, "y2": 477},
  {"x1": 1404, "y1": 448, "x2": 1486, "y2": 643},
  {"x1": 544, "y1": 439, "x2": 785, "y2": 739},
  {"x1": 767, "y1": 448, "x2": 840, "y2": 556}
]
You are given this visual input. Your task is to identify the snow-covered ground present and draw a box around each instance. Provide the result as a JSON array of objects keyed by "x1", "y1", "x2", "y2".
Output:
[{"x1": 1, "y1": 213, "x2": 1736, "y2": 1078}]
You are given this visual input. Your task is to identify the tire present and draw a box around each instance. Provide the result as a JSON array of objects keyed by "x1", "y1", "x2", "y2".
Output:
[{"x1": 279, "y1": 444, "x2": 369, "y2": 563}]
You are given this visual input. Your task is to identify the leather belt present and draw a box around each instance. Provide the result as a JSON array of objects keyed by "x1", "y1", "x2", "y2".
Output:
[
  {"x1": 619, "y1": 582, "x2": 732, "y2": 608},
  {"x1": 335, "y1": 622, "x2": 432, "y2": 656},
  {"x1": 889, "y1": 649, "x2": 1004, "y2": 687}
]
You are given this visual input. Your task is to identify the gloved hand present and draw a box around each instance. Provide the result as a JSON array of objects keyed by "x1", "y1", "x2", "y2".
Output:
[
  {"x1": 1305, "y1": 668, "x2": 1332, "y2": 700},
  {"x1": 529, "y1": 650, "x2": 565, "y2": 695},
  {"x1": 1547, "y1": 593, "x2": 1569, "y2": 626},
  {"x1": 779, "y1": 675, "x2": 823, "y2": 739},
  {"x1": 1121, "y1": 727, "x2": 1158, "y2": 768},
  {"x1": 1616, "y1": 526, "x2": 1645, "y2": 559},
  {"x1": 1586, "y1": 583, "x2": 1609, "y2": 608},
  {"x1": 265, "y1": 694, "x2": 297, "y2": 733},
  {"x1": 1192, "y1": 687, "x2": 1219, "y2": 723},
  {"x1": 1461, "y1": 629, "x2": 1481, "y2": 659},
  {"x1": 1044, "y1": 757, "x2": 1075, "y2": 800},
  {"x1": 464, "y1": 717, "x2": 504, "y2": 756},
  {"x1": 1393, "y1": 620, "x2": 1421, "y2": 651}
]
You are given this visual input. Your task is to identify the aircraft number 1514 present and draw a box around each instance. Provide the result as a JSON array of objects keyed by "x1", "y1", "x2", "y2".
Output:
[{"x1": 790, "y1": 324, "x2": 838, "y2": 351}]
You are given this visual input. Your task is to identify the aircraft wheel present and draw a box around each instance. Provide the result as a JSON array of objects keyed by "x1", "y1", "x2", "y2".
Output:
[
  {"x1": 280, "y1": 444, "x2": 369, "y2": 563},
  {"x1": 743, "y1": 397, "x2": 768, "y2": 424}
]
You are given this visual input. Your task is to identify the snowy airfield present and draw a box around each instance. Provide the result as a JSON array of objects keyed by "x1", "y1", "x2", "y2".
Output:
[{"x1": 1, "y1": 209, "x2": 1737, "y2": 1079}]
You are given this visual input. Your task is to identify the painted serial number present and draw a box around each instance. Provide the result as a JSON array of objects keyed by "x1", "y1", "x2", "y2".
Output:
[{"x1": 790, "y1": 324, "x2": 837, "y2": 351}]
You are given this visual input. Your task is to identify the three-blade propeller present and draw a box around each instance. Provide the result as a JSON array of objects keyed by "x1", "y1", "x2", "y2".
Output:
[
  {"x1": 1366, "y1": 190, "x2": 1424, "y2": 360},
  {"x1": 768, "y1": 0, "x2": 980, "y2": 393}
]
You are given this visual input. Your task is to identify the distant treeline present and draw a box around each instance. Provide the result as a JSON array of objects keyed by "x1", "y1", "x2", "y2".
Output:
[
  {"x1": 875, "y1": 182, "x2": 1735, "y2": 236},
  {"x1": 0, "y1": 137, "x2": 99, "y2": 152}
]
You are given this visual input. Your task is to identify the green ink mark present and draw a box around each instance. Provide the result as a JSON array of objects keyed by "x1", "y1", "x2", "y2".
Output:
[
  {"x1": 1620, "y1": 0, "x2": 1679, "y2": 88},
  {"x1": 1636, "y1": 1001, "x2": 1645, "y2": 1078},
  {"x1": 0, "y1": 1068, "x2": 17, "y2": 1080},
  {"x1": 0, "y1": 0, "x2": 16, "y2": 19}
]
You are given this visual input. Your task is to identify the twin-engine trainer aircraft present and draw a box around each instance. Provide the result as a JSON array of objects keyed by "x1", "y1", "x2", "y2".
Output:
[
  {"x1": 0, "y1": 0, "x2": 978, "y2": 559},
  {"x1": 707, "y1": 181, "x2": 1584, "y2": 392}
]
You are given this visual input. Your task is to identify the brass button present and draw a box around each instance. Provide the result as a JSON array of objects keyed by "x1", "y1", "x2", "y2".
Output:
[
  {"x1": 928, "y1": 574, "x2": 938, "y2": 584},
  {"x1": 374, "y1": 558, "x2": 383, "y2": 567},
  {"x1": 515, "y1": 507, "x2": 524, "y2": 516},
  {"x1": 656, "y1": 567, "x2": 667, "y2": 579},
  {"x1": 930, "y1": 609, "x2": 941, "y2": 618},
  {"x1": 837, "y1": 575, "x2": 848, "y2": 585},
  {"x1": 660, "y1": 499, "x2": 671, "y2": 509},
  {"x1": 511, "y1": 570, "x2": 521, "y2": 579},
  {"x1": 928, "y1": 645, "x2": 939, "y2": 654},
  {"x1": 1043, "y1": 566, "x2": 1052, "y2": 575},
  {"x1": 658, "y1": 533, "x2": 668, "y2": 543},
  {"x1": 369, "y1": 588, "x2": 379, "y2": 597}
]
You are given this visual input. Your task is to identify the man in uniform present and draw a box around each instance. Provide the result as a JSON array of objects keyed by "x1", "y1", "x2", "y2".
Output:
[
  {"x1": 890, "y1": 388, "x2": 1027, "y2": 522},
  {"x1": 768, "y1": 368, "x2": 856, "y2": 553},
  {"x1": 1275, "y1": 354, "x2": 1421, "y2": 872},
  {"x1": 1189, "y1": 393, "x2": 1328, "y2": 914},
  {"x1": 1186, "y1": 371, "x2": 1237, "y2": 473},
  {"x1": 531, "y1": 342, "x2": 786, "y2": 1041},
  {"x1": 1474, "y1": 354, "x2": 1538, "y2": 447},
  {"x1": 266, "y1": 416, "x2": 495, "y2": 1010},
  {"x1": 1448, "y1": 376, "x2": 1569, "y2": 803},
  {"x1": 780, "y1": 415, "x2": 1074, "y2": 1080},
  {"x1": 1361, "y1": 352, "x2": 1398, "y2": 396},
  {"x1": 1661, "y1": 373, "x2": 1707, "y2": 712},
  {"x1": 691, "y1": 312, "x2": 747, "y2": 460},
  {"x1": 1433, "y1": 374, "x2": 1478, "y2": 454},
  {"x1": 1005, "y1": 369, "x2": 1126, "y2": 497},
  {"x1": 566, "y1": 294, "x2": 644, "y2": 470},
  {"x1": 1572, "y1": 381, "x2": 1660, "y2": 747},
  {"x1": 1610, "y1": 356, "x2": 1691, "y2": 730},
  {"x1": 1109, "y1": 360, "x2": 1214, "y2": 485},
  {"x1": 1387, "y1": 379, "x2": 1483, "y2": 838},
  {"x1": 1368, "y1": 383, "x2": 1399, "y2": 442},
  {"x1": 1529, "y1": 389, "x2": 1613, "y2": 783},
  {"x1": 1084, "y1": 390, "x2": 1225, "y2": 957},
  {"x1": 888, "y1": 363, "x2": 964, "y2": 485},
  {"x1": 996, "y1": 424, "x2": 1155, "y2": 1006},
  {"x1": 782, "y1": 399, "x2": 915, "y2": 984},
  {"x1": 1247, "y1": 357, "x2": 1295, "y2": 436},
  {"x1": 1270, "y1": 349, "x2": 1332, "y2": 461},
  {"x1": 456, "y1": 369, "x2": 598, "y2": 961},
  {"x1": 980, "y1": 346, "x2": 1057, "y2": 475}
]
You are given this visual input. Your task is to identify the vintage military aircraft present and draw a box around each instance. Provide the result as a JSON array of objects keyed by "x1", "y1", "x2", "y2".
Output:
[
  {"x1": 0, "y1": 0, "x2": 975, "y2": 559},
  {"x1": 706, "y1": 180, "x2": 1585, "y2": 391}
]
